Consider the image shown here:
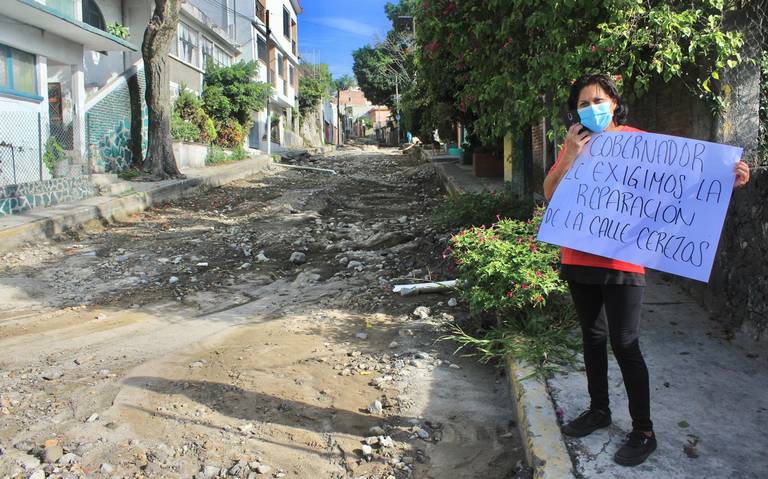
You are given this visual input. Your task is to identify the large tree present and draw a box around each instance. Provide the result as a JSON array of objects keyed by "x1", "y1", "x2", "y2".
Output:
[
  {"x1": 297, "y1": 61, "x2": 332, "y2": 118},
  {"x1": 142, "y1": 0, "x2": 183, "y2": 179}
]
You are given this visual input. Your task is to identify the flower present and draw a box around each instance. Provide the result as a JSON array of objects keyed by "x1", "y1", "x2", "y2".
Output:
[
  {"x1": 535, "y1": 271, "x2": 542, "y2": 278},
  {"x1": 521, "y1": 283, "x2": 528, "y2": 289},
  {"x1": 530, "y1": 243, "x2": 538, "y2": 253},
  {"x1": 535, "y1": 295, "x2": 543, "y2": 303},
  {"x1": 506, "y1": 291, "x2": 514, "y2": 298}
]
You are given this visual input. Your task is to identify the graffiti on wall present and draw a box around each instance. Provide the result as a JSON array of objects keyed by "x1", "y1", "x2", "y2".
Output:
[
  {"x1": 96, "y1": 118, "x2": 132, "y2": 173},
  {"x1": 0, "y1": 176, "x2": 94, "y2": 217}
]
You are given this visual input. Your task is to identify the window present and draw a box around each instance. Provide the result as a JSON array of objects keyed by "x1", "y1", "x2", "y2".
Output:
[
  {"x1": 82, "y1": 0, "x2": 106, "y2": 30},
  {"x1": 0, "y1": 44, "x2": 37, "y2": 97},
  {"x1": 214, "y1": 46, "x2": 232, "y2": 68},
  {"x1": 201, "y1": 37, "x2": 214, "y2": 70},
  {"x1": 277, "y1": 53, "x2": 284, "y2": 77},
  {"x1": 283, "y1": 7, "x2": 290, "y2": 39},
  {"x1": 289, "y1": 65, "x2": 294, "y2": 87},
  {"x1": 257, "y1": 35, "x2": 267, "y2": 63},
  {"x1": 177, "y1": 22, "x2": 199, "y2": 66},
  {"x1": 254, "y1": 0, "x2": 266, "y2": 22}
]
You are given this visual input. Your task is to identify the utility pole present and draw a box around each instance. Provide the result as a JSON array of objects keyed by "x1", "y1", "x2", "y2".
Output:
[
  {"x1": 395, "y1": 75, "x2": 400, "y2": 145},
  {"x1": 337, "y1": 87, "x2": 341, "y2": 145},
  {"x1": 265, "y1": 10, "x2": 272, "y2": 156}
]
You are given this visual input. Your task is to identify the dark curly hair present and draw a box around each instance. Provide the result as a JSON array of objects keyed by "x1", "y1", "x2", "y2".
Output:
[{"x1": 568, "y1": 73, "x2": 628, "y2": 126}]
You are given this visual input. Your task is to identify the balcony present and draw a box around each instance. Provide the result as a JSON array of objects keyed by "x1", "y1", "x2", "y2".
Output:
[
  {"x1": 37, "y1": 0, "x2": 75, "y2": 18},
  {"x1": 255, "y1": 1, "x2": 266, "y2": 23},
  {"x1": 0, "y1": 0, "x2": 138, "y2": 52}
]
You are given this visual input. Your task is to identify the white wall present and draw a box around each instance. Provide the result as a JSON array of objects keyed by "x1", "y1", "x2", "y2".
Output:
[
  {"x1": 266, "y1": 0, "x2": 298, "y2": 63},
  {"x1": 0, "y1": 18, "x2": 83, "y2": 65},
  {"x1": 82, "y1": 0, "x2": 127, "y2": 88}
]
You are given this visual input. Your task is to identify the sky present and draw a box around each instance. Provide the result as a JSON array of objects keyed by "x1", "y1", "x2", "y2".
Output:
[{"x1": 298, "y1": 0, "x2": 393, "y2": 79}]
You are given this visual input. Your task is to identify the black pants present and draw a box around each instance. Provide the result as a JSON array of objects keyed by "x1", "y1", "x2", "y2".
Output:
[{"x1": 568, "y1": 282, "x2": 653, "y2": 432}]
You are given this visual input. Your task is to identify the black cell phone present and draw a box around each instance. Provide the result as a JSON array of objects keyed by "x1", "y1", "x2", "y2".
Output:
[{"x1": 562, "y1": 109, "x2": 589, "y2": 133}]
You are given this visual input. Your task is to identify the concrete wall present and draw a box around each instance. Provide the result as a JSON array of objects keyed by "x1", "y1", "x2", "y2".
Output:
[
  {"x1": 626, "y1": 13, "x2": 766, "y2": 340},
  {"x1": 172, "y1": 141, "x2": 207, "y2": 168}
]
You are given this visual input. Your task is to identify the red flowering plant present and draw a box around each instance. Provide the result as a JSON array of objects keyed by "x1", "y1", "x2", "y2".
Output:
[{"x1": 445, "y1": 206, "x2": 578, "y2": 376}]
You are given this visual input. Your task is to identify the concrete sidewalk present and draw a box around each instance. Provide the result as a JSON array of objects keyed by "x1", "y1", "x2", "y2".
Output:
[
  {"x1": 550, "y1": 272, "x2": 768, "y2": 479},
  {"x1": 0, "y1": 154, "x2": 275, "y2": 254},
  {"x1": 429, "y1": 158, "x2": 768, "y2": 478}
]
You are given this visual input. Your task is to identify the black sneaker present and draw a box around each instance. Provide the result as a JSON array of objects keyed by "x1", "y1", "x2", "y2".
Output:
[
  {"x1": 561, "y1": 409, "x2": 611, "y2": 437},
  {"x1": 614, "y1": 430, "x2": 657, "y2": 466}
]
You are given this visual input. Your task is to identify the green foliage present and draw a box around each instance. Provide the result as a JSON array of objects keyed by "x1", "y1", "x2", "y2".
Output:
[
  {"x1": 229, "y1": 144, "x2": 249, "y2": 161},
  {"x1": 434, "y1": 188, "x2": 534, "y2": 229},
  {"x1": 203, "y1": 61, "x2": 270, "y2": 126},
  {"x1": 107, "y1": 22, "x2": 130, "y2": 39},
  {"x1": 42, "y1": 137, "x2": 66, "y2": 175},
  {"x1": 205, "y1": 145, "x2": 228, "y2": 165},
  {"x1": 118, "y1": 168, "x2": 141, "y2": 180},
  {"x1": 384, "y1": 0, "x2": 419, "y2": 25},
  {"x1": 214, "y1": 118, "x2": 244, "y2": 149},
  {"x1": 416, "y1": 0, "x2": 744, "y2": 143},
  {"x1": 171, "y1": 112, "x2": 201, "y2": 142},
  {"x1": 298, "y1": 62, "x2": 332, "y2": 118},
  {"x1": 444, "y1": 207, "x2": 578, "y2": 376},
  {"x1": 352, "y1": 45, "x2": 399, "y2": 107},
  {"x1": 332, "y1": 74, "x2": 357, "y2": 92},
  {"x1": 173, "y1": 88, "x2": 216, "y2": 144}
]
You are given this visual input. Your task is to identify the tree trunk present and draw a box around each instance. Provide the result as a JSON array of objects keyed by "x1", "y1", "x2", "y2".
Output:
[
  {"x1": 141, "y1": 0, "x2": 183, "y2": 179},
  {"x1": 128, "y1": 72, "x2": 144, "y2": 169}
]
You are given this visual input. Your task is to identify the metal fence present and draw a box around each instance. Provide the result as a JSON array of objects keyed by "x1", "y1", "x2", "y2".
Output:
[
  {"x1": 0, "y1": 111, "x2": 44, "y2": 187},
  {"x1": 0, "y1": 111, "x2": 83, "y2": 187}
]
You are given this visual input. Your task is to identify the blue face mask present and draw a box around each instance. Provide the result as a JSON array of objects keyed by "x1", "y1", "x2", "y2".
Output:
[{"x1": 577, "y1": 102, "x2": 613, "y2": 133}]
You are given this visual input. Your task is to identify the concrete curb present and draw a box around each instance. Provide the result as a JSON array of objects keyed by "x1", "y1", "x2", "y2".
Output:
[
  {"x1": 429, "y1": 162, "x2": 574, "y2": 478},
  {"x1": 0, "y1": 155, "x2": 273, "y2": 254},
  {"x1": 506, "y1": 359, "x2": 575, "y2": 479},
  {"x1": 429, "y1": 161, "x2": 464, "y2": 196}
]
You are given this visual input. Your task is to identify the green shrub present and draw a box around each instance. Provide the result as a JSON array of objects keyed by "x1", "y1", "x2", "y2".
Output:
[
  {"x1": 202, "y1": 61, "x2": 270, "y2": 125},
  {"x1": 202, "y1": 117, "x2": 217, "y2": 144},
  {"x1": 230, "y1": 144, "x2": 249, "y2": 161},
  {"x1": 434, "y1": 186, "x2": 534, "y2": 228},
  {"x1": 174, "y1": 88, "x2": 218, "y2": 144},
  {"x1": 205, "y1": 145, "x2": 228, "y2": 165},
  {"x1": 214, "y1": 118, "x2": 244, "y2": 148},
  {"x1": 171, "y1": 112, "x2": 200, "y2": 142},
  {"x1": 42, "y1": 137, "x2": 66, "y2": 175},
  {"x1": 444, "y1": 207, "x2": 578, "y2": 377},
  {"x1": 107, "y1": 22, "x2": 129, "y2": 39}
]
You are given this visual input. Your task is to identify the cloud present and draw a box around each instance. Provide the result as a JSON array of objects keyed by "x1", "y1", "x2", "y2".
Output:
[{"x1": 304, "y1": 17, "x2": 380, "y2": 38}]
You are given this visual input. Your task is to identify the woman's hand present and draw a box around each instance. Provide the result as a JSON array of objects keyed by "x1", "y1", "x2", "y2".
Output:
[
  {"x1": 734, "y1": 160, "x2": 750, "y2": 189},
  {"x1": 562, "y1": 123, "x2": 592, "y2": 162}
]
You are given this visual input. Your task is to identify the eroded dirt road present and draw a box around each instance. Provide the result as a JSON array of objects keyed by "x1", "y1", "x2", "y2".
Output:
[{"x1": 0, "y1": 147, "x2": 524, "y2": 479}]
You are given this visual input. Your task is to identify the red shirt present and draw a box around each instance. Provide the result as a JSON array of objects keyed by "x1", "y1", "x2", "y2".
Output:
[{"x1": 548, "y1": 125, "x2": 645, "y2": 274}]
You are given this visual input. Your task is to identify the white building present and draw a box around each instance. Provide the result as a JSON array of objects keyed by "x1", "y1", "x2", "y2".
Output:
[
  {"x1": 187, "y1": 0, "x2": 303, "y2": 151},
  {"x1": 0, "y1": 0, "x2": 138, "y2": 185}
]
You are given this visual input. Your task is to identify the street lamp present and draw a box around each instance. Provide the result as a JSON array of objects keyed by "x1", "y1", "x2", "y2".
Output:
[{"x1": 397, "y1": 16, "x2": 416, "y2": 37}]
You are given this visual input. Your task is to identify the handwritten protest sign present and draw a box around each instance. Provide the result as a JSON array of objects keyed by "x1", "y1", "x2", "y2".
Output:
[{"x1": 537, "y1": 131, "x2": 742, "y2": 282}]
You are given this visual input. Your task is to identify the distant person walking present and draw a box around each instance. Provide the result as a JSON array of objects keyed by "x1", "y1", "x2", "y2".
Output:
[{"x1": 543, "y1": 73, "x2": 750, "y2": 467}]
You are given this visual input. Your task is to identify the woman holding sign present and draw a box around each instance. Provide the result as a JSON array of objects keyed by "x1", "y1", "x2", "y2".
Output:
[{"x1": 543, "y1": 73, "x2": 750, "y2": 467}]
